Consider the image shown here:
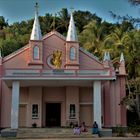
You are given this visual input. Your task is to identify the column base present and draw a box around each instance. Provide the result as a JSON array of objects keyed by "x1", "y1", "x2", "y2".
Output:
[
  {"x1": 98, "y1": 128, "x2": 112, "y2": 137},
  {"x1": 1, "y1": 128, "x2": 17, "y2": 137}
]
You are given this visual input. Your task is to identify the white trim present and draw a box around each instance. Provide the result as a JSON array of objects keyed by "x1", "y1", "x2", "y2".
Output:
[
  {"x1": 93, "y1": 81, "x2": 102, "y2": 128},
  {"x1": 2, "y1": 77, "x2": 116, "y2": 80}
]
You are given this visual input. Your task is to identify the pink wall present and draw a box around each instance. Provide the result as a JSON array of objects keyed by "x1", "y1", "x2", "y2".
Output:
[
  {"x1": 43, "y1": 34, "x2": 66, "y2": 69},
  {"x1": 103, "y1": 81, "x2": 111, "y2": 127},
  {"x1": 3, "y1": 47, "x2": 30, "y2": 69},
  {"x1": 108, "y1": 75, "x2": 126, "y2": 127},
  {"x1": 79, "y1": 87, "x2": 93, "y2": 126},
  {"x1": 66, "y1": 87, "x2": 79, "y2": 125},
  {"x1": 79, "y1": 50, "x2": 103, "y2": 69},
  {"x1": 28, "y1": 87, "x2": 42, "y2": 127},
  {"x1": 79, "y1": 87, "x2": 92, "y2": 103},
  {"x1": 1, "y1": 81, "x2": 11, "y2": 128}
]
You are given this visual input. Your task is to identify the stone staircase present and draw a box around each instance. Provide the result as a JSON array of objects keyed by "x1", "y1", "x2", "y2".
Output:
[{"x1": 17, "y1": 128, "x2": 97, "y2": 139}]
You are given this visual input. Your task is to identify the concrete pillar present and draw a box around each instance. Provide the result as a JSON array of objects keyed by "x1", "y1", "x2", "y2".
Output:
[
  {"x1": 11, "y1": 81, "x2": 20, "y2": 129},
  {"x1": 93, "y1": 81, "x2": 102, "y2": 128}
]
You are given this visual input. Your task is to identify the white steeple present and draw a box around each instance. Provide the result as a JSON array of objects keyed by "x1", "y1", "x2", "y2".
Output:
[
  {"x1": 103, "y1": 52, "x2": 108, "y2": 61},
  {"x1": 120, "y1": 52, "x2": 124, "y2": 62},
  {"x1": 103, "y1": 52, "x2": 110, "y2": 61},
  {"x1": 107, "y1": 52, "x2": 110, "y2": 60},
  {"x1": 30, "y1": 3, "x2": 42, "y2": 40},
  {"x1": 66, "y1": 11, "x2": 78, "y2": 41}
]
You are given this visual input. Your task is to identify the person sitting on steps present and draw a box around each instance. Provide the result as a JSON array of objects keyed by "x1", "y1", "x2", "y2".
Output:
[
  {"x1": 92, "y1": 121, "x2": 98, "y2": 134},
  {"x1": 73, "y1": 124, "x2": 81, "y2": 135},
  {"x1": 81, "y1": 122, "x2": 88, "y2": 132}
]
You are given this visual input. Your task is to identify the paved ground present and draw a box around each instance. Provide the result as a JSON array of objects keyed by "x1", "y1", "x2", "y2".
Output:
[
  {"x1": 22, "y1": 138, "x2": 140, "y2": 140},
  {"x1": 1, "y1": 137, "x2": 140, "y2": 140}
]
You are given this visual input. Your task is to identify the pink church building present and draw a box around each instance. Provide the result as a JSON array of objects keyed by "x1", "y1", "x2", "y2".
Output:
[{"x1": 0, "y1": 5, "x2": 127, "y2": 130}]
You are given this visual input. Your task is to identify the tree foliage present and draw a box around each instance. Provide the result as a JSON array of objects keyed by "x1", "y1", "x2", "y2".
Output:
[{"x1": 129, "y1": 0, "x2": 140, "y2": 5}]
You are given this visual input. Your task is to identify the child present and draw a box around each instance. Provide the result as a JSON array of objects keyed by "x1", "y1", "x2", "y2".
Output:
[{"x1": 73, "y1": 124, "x2": 81, "y2": 135}]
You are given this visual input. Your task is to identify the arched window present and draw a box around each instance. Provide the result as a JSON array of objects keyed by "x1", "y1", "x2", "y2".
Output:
[
  {"x1": 33, "y1": 46, "x2": 39, "y2": 60},
  {"x1": 70, "y1": 47, "x2": 76, "y2": 60}
]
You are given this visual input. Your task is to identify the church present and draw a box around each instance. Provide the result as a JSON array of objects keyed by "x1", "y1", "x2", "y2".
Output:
[{"x1": 0, "y1": 4, "x2": 127, "y2": 130}]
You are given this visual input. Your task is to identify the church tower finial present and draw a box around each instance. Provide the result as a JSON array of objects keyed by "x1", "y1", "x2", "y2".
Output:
[
  {"x1": 66, "y1": 9, "x2": 78, "y2": 41},
  {"x1": 30, "y1": 3, "x2": 42, "y2": 40},
  {"x1": 120, "y1": 52, "x2": 124, "y2": 62}
]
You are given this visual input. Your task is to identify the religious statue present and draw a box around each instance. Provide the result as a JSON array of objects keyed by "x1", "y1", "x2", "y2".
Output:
[{"x1": 52, "y1": 50, "x2": 62, "y2": 69}]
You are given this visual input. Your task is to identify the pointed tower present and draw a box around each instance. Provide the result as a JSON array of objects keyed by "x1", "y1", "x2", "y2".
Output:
[
  {"x1": 29, "y1": 3, "x2": 43, "y2": 67},
  {"x1": 103, "y1": 52, "x2": 110, "y2": 67},
  {"x1": 65, "y1": 11, "x2": 79, "y2": 69},
  {"x1": 119, "y1": 53, "x2": 126, "y2": 75}
]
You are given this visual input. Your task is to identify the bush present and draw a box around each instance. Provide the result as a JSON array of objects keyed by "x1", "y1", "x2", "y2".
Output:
[
  {"x1": 115, "y1": 124, "x2": 126, "y2": 137},
  {"x1": 128, "y1": 124, "x2": 140, "y2": 137}
]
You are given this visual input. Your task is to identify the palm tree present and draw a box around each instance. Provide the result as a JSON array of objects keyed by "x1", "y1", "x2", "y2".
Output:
[
  {"x1": 79, "y1": 20, "x2": 107, "y2": 59},
  {"x1": 57, "y1": 8, "x2": 70, "y2": 35},
  {"x1": 104, "y1": 27, "x2": 131, "y2": 60}
]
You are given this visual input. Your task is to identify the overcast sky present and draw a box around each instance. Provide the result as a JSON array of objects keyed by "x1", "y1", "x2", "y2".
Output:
[{"x1": 0, "y1": 0, "x2": 139, "y2": 24}]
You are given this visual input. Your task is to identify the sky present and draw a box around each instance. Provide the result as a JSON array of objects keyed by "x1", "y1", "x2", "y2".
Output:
[{"x1": 0, "y1": 0, "x2": 139, "y2": 24}]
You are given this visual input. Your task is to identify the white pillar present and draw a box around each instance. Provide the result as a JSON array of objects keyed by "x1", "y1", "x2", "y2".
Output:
[
  {"x1": 93, "y1": 81, "x2": 102, "y2": 128},
  {"x1": 11, "y1": 81, "x2": 20, "y2": 129}
]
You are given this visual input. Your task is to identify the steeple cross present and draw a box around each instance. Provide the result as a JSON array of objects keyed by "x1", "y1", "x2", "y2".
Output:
[
  {"x1": 70, "y1": 7, "x2": 74, "y2": 13},
  {"x1": 35, "y1": 2, "x2": 39, "y2": 15},
  {"x1": 52, "y1": 14, "x2": 57, "y2": 30}
]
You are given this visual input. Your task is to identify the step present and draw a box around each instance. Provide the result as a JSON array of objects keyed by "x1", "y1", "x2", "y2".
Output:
[{"x1": 17, "y1": 128, "x2": 97, "y2": 138}]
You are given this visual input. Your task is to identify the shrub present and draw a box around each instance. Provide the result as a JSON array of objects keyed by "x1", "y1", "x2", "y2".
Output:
[
  {"x1": 115, "y1": 124, "x2": 126, "y2": 137},
  {"x1": 129, "y1": 124, "x2": 140, "y2": 137}
]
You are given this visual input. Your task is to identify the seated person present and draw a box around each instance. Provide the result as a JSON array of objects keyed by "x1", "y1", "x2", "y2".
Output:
[
  {"x1": 80, "y1": 122, "x2": 88, "y2": 132},
  {"x1": 73, "y1": 124, "x2": 81, "y2": 135},
  {"x1": 92, "y1": 121, "x2": 98, "y2": 134}
]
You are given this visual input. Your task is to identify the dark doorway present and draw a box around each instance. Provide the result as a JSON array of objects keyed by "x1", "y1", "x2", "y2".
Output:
[{"x1": 46, "y1": 103, "x2": 61, "y2": 127}]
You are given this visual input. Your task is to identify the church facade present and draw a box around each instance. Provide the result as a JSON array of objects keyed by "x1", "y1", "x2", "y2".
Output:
[{"x1": 0, "y1": 5, "x2": 126, "y2": 129}]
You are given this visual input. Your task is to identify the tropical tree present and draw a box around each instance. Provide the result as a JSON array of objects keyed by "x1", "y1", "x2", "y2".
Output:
[
  {"x1": 57, "y1": 8, "x2": 70, "y2": 35},
  {"x1": 0, "y1": 16, "x2": 8, "y2": 30},
  {"x1": 79, "y1": 20, "x2": 107, "y2": 58},
  {"x1": 74, "y1": 10, "x2": 101, "y2": 33},
  {"x1": 104, "y1": 26, "x2": 131, "y2": 60}
]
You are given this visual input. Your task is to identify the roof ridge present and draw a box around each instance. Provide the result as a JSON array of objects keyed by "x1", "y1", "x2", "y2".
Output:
[
  {"x1": 42, "y1": 31, "x2": 66, "y2": 40},
  {"x1": 79, "y1": 47, "x2": 102, "y2": 64}
]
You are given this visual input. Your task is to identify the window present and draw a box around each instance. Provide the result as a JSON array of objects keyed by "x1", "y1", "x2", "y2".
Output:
[
  {"x1": 69, "y1": 104, "x2": 76, "y2": 118},
  {"x1": 70, "y1": 47, "x2": 76, "y2": 60},
  {"x1": 32, "y1": 104, "x2": 38, "y2": 119},
  {"x1": 33, "y1": 46, "x2": 39, "y2": 60}
]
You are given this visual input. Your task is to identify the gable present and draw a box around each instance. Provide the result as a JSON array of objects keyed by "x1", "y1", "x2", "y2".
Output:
[
  {"x1": 43, "y1": 32, "x2": 66, "y2": 69},
  {"x1": 79, "y1": 48, "x2": 104, "y2": 69},
  {"x1": 3, "y1": 45, "x2": 30, "y2": 69}
]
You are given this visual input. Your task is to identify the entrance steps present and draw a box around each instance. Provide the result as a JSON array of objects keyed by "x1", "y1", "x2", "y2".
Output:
[{"x1": 17, "y1": 128, "x2": 97, "y2": 138}]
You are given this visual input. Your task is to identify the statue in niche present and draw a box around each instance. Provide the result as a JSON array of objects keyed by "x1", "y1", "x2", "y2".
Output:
[{"x1": 52, "y1": 50, "x2": 62, "y2": 69}]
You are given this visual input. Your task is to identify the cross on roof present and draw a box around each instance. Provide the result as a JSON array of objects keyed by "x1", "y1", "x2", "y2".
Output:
[
  {"x1": 35, "y1": 2, "x2": 39, "y2": 15},
  {"x1": 70, "y1": 7, "x2": 74, "y2": 13}
]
